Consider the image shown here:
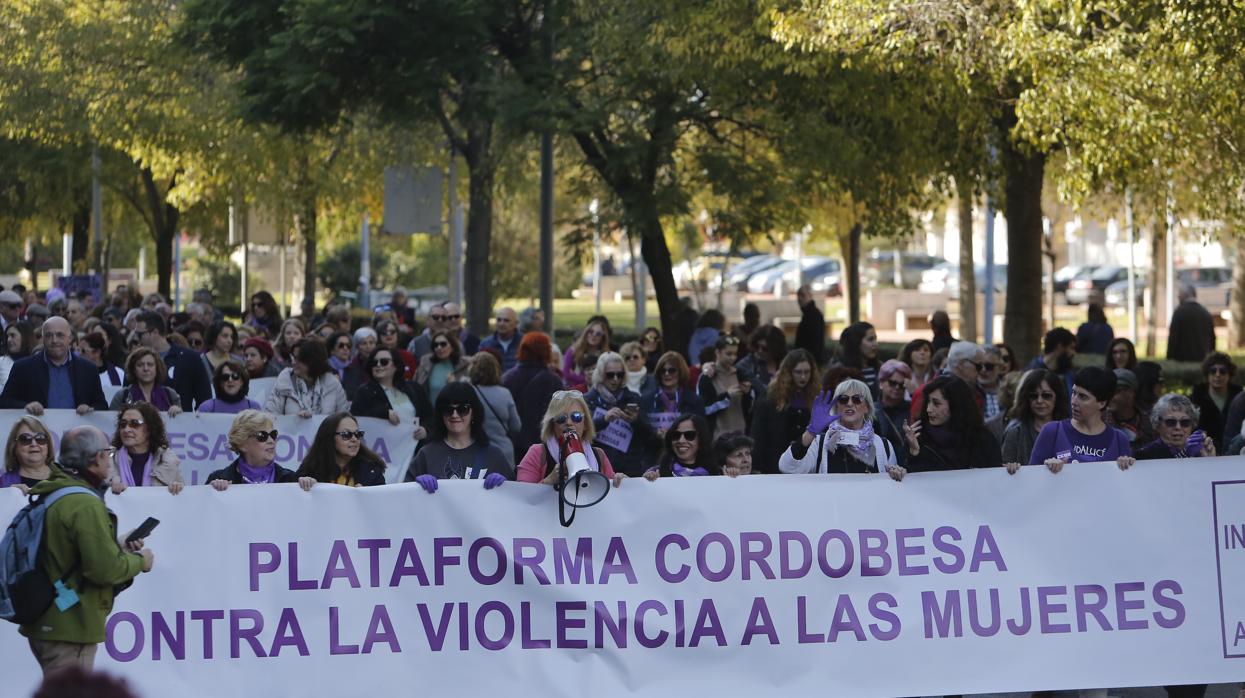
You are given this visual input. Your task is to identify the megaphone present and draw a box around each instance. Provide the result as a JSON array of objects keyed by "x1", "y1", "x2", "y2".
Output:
[{"x1": 557, "y1": 431, "x2": 610, "y2": 526}]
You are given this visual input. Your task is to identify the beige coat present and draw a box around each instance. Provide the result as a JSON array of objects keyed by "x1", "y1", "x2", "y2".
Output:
[{"x1": 106, "y1": 446, "x2": 184, "y2": 487}]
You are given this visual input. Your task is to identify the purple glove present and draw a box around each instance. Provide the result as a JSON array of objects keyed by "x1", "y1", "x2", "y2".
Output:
[
  {"x1": 414, "y1": 474, "x2": 438, "y2": 493},
  {"x1": 1187, "y1": 430, "x2": 1206, "y2": 456},
  {"x1": 483, "y1": 472, "x2": 507, "y2": 490},
  {"x1": 806, "y1": 390, "x2": 835, "y2": 435}
]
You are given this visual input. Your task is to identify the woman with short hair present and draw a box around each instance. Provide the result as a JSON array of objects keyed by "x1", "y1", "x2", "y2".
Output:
[
  {"x1": 619, "y1": 340, "x2": 655, "y2": 396},
  {"x1": 203, "y1": 321, "x2": 241, "y2": 373},
  {"x1": 106, "y1": 402, "x2": 184, "y2": 495},
  {"x1": 781, "y1": 379, "x2": 902, "y2": 478},
  {"x1": 407, "y1": 382, "x2": 515, "y2": 492},
  {"x1": 650, "y1": 413, "x2": 718, "y2": 478},
  {"x1": 713, "y1": 431, "x2": 755, "y2": 477},
  {"x1": 264, "y1": 338, "x2": 350, "y2": 418},
  {"x1": 110, "y1": 347, "x2": 183, "y2": 416},
  {"x1": 199, "y1": 360, "x2": 263, "y2": 414},
  {"x1": 1027, "y1": 367, "x2": 1134, "y2": 473},
  {"x1": 207, "y1": 410, "x2": 301, "y2": 489},
  {"x1": 1, "y1": 416, "x2": 56, "y2": 494},
  {"x1": 516, "y1": 389, "x2": 626, "y2": 487},
  {"x1": 351, "y1": 346, "x2": 431, "y2": 442},
  {"x1": 1136, "y1": 394, "x2": 1217, "y2": 461},
  {"x1": 297, "y1": 412, "x2": 387, "y2": 487},
  {"x1": 1190, "y1": 352, "x2": 1240, "y2": 453},
  {"x1": 585, "y1": 351, "x2": 654, "y2": 477}
]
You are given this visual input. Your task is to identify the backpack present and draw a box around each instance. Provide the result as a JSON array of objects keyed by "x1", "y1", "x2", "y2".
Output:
[{"x1": 0, "y1": 486, "x2": 95, "y2": 624}]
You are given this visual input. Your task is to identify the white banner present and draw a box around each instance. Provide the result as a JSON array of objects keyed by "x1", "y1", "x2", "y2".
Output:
[
  {"x1": 0, "y1": 409, "x2": 418, "y2": 486},
  {"x1": 3, "y1": 459, "x2": 1245, "y2": 696}
]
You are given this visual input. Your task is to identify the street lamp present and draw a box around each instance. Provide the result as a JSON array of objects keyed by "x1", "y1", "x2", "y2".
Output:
[{"x1": 589, "y1": 199, "x2": 601, "y2": 313}]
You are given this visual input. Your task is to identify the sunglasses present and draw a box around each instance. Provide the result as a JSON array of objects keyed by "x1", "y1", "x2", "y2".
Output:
[
  {"x1": 119, "y1": 418, "x2": 146, "y2": 429},
  {"x1": 221, "y1": 372, "x2": 242, "y2": 382},
  {"x1": 604, "y1": 371, "x2": 625, "y2": 380},
  {"x1": 433, "y1": 341, "x2": 450, "y2": 349},
  {"x1": 372, "y1": 357, "x2": 392, "y2": 367},
  {"x1": 1209, "y1": 366, "x2": 1231, "y2": 375},
  {"x1": 555, "y1": 412, "x2": 585, "y2": 425},
  {"x1": 1031, "y1": 391, "x2": 1056, "y2": 401},
  {"x1": 1163, "y1": 418, "x2": 1193, "y2": 428},
  {"x1": 16, "y1": 433, "x2": 49, "y2": 446},
  {"x1": 429, "y1": 315, "x2": 447, "y2": 322},
  {"x1": 980, "y1": 362, "x2": 999, "y2": 371},
  {"x1": 335, "y1": 342, "x2": 351, "y2": 350},
  {"x1": 720, "y1": 337, "x2": 741, "y2": 346},
  {"x1": 445, "y1": 404, "x2": 472, "y2": 417},
  {"x1": 587, "y1": 329, "x2": 605, "y2": 338},
  {"x1": 253, "y1": 430, "x2": 280, "y2": 443},
  {"x1": 336, "y1": 430, "x2": 365, "y2": 441},
  {"x1": 671, "y1": 429, "x2": 698, "y2": 442},
  {"x1": 971, "y1": 362, "x2": 987, "y2": 371},
  {"x1": 883, "y1": 380, "x2": 905, "y2": 389},
  {"x1": 659, "y1": 367, "x2": 679, "y2": 376},
  {"x1": 836, "y1": 394, "x2": 865, "y2": 405}
]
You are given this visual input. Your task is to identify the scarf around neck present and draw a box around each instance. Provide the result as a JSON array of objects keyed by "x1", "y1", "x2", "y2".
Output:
[
  {"x1": 116, "y1": 448, "x2": 154, "y2": 487},
  {"x1": 238, "y1": 457, "x2": 277, "y2": 484},
  {"x1": 827, "y1": 419, "x2": 877, "y2": 468}
]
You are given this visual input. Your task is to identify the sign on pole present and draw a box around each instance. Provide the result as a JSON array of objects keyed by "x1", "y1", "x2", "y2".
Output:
[{"x1": 384, "y1": 165, "x2": 442, "y2": 235}]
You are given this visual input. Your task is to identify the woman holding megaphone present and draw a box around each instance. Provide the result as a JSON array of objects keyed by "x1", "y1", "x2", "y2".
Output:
[{"x1": 517, "y1": 390, "x2": 628, "y2": 488}]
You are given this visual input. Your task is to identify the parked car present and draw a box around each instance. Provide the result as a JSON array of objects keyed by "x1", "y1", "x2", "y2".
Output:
[
  {"x1": 918, "y1": 262, "x2": 1008, "y2": 298},
  {"x1": 863, "y1": 252, "x2": 946, "y2": 289},
  {"x1": 1065, "y1": 265, "x2": 1133, "y2": 305},
  {"x1": 747, "y1": 256, "x2": 832, "y2": 294},
  {"x1": 1053, "y1": 264, "x2": 1100, "y2": 296},
  {"x1": 713, "y1": 254, "x2": 783, "y2": 291},
  {"x1": 788, "y1": 258, "x2": 842, "y2": 296},
  {"x1": 1104, "y1": 267, "x2": 1232, "y2": 309}
]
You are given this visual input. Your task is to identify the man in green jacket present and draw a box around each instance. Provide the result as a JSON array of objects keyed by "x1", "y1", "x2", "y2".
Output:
[{"x1": 20, "y1": 425, "x2": 154, "y2": 675}]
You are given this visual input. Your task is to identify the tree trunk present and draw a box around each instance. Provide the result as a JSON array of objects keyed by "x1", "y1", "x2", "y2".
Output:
[
  {"x1": 635, "y1": 208, "x2": 682, "y2": 354},
  {"x1": 140, "y1": 167, "x2": 179, "y2": 299},
  {"x1": 294, "y1": 154, "x2": 317, "y2": 314},
  {"x1": 957, "y1": 178, "x2": 977, "y2": 342},
  {"x1": 462, "y1": 123, "x2": 496, "y2": 337},
  {"x1": 1145, "y1": 218, "x2": 1164, "y2": 358},
  {"x1": 71, "y1": 195, "x2": 90, "y2": 272},
  {"x1": 999, "y1": 143, "x2": 1045, "y2": 367},
  {"x1": 1230, "y1": 234, "x2": 1245, "y2": 349},
  {"x1": 839, "y1": 223, "x2": 862, "y2": 325}
]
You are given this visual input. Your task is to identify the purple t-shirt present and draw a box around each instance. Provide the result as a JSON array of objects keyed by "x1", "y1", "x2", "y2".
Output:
[{"x1": 1028, "y1": 419, "x2": 1132, "y2": 465}]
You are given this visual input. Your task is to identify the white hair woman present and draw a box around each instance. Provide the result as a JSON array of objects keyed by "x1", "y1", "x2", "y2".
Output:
[
  {"x1": 516, "y1": 390, "x2": 627, "y2": 488},
  {"x1": 779, "y1": 378, "x2": 902, "y2": 479},
  {"x1": 1135, "y1": 393, "x2": 1217, "y2": 460}
]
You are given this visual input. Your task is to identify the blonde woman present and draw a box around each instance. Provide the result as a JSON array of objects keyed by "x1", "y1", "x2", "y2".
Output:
[
  {"x1": 206, "y1": 410, "x2": 303, "y2": 490},
  {"x1": 1, "y1": 416, "x2": 57, "y2": 493},
  {"x1": 562, "y1": 320, "x2": 611, "y2": 388},
  {"x1": 516, "y1": 390, "x2": 626, "y2": 488}
]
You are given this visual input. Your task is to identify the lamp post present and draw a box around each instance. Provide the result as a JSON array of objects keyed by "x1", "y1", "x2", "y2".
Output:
[{"x1": 590, "y1": 198, "x2": 601, "y2": 314}]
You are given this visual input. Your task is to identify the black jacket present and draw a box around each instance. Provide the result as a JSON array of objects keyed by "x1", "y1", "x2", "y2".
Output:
[
  {"x1": 341, "y1": 358, "x2": 369, "y2": 401},
  {"x1": 502, "y1": 361, "x2": 565, "y2": 451},
  {"x1": 908, "y1": 430, "x2": 1002, "y2": 472},
  {"x1": 300, "y1": 456, "x2": 387, "y2": 487},
  {"x1": 750, "y1": 395, "x2": 810, "y2": 474},
  {"x1": 697, "y1": 365, "x2": 757, "y2": 432},
  {"x1": 351, "y1": 379, "x2": 433, "y2": 424},
  {"x1": 163, "y1": 344, "x2": 213, "y2": 411},
  {"x1": 206, "y1": 458, "x2": 300, "y2": 484},
  {"x1": 795, "y1": 300, "x2": 826, "y2": 365},
  {"x1": 1167, "y1": 300, "x2": 1216, "y2": 362},
  {"x1": 1190, "y1": 381, "x2": 1242, "y2": 453},
  {"x1": 0, "y1": 353, "x2": 108, "y2": 410},
  {"x1": 584, "y1": 386, "x2": 654, "y2": 477}
]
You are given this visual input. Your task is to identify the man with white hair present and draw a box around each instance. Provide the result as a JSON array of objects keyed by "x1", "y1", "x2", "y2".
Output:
[
  {"x1": 1167, "y1": 283, "x2": 1216, "y2": 362},
  {"x1": 909, "y1": 340, "x2": 986, "y2": 421}
]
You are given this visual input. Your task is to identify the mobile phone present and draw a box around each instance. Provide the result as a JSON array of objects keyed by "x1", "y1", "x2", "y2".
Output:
[
  {"x1": 126, "y1": 517, "x2": 160, "y2": 544},
  {"x1": 625, "y1": 403, "x2": 639, "y2": 415}
]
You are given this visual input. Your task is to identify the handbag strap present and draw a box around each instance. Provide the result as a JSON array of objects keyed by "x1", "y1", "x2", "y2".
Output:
[{"x1": 473, "y1": 385, "x2": 507, "y2": 426}]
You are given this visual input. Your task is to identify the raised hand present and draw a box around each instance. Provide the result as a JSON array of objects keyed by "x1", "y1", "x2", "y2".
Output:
[{"x1": 806, "y1": 391, "x2": 835, "y2": 435}]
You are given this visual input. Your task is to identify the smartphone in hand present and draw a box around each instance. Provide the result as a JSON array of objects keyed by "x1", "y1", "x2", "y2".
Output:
[{"x1": 126, "y1": 517, "x2": 160, "y2": 544}]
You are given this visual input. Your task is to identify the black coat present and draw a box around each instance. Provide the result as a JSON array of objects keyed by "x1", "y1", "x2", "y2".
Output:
[
  {"x1": 750, "y1": 394, "x2": 810, "y2": 474},
  {"x1": 794, "y1": 300, "x2": 826, "y2": 365},
  {"x1": 1190, "y1": 381, "x2": 1242, "y2": 453},
  {"x1": 502, "y1": 361, "x2": 565, "y2": 451},
  {"x1": 697, "y1": 365, "x2": 757, "y2": 433},
  {"x1": 351, "y1": 379, "x2": 433, "y2": 424},
  {"x1": 0, "y1": 353, "x2": 108, "y2": 410},
  {"x1": 301, "y1": 456, "x2": 387, "y2": 487},
  {"x1": 163, "y1": 345, "x2": 213, "y2": 411},
  {"x1": 341, "y1": 358, "x2": 369, "y2": 401},
  {"x1": 908, "y1": 430, "x2": 1002, "y2": 472},
  {"x1": 584, "y1": 386, "x2": 654, "y2": 477},
  {"x1": 206, "y1": 458, "x2": 300, "y2": 484},
  {"x1": 1167, "y1": 300, "x2": 1216, "y2": 362}
]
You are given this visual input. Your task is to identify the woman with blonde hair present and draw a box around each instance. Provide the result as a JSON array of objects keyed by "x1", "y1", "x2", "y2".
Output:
[
  {"x1": 1, "y1": 416, "x2": 57, "y2": 493},
  {"x1": 562, "y1": 319, "x2": 612, "y2": 388},
  {"x1": 206, "y1": 409, "x2": 302, "y2": 489},
  {"x1": 516, "y1": 390, "x2": 627, "y2": 488}
]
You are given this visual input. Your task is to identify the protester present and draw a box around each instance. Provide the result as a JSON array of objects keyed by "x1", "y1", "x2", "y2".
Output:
[
  {"x1": 641, "y1": 350, "x2": 705, "y2": 441},
  {"x1": 874, "y1": 359, "x2": 913, "y2": 467},
  {"x1": 1027, "y1": 327, "x2": 1077, "y2": 393},
  {"x1": 246, "y1": 290, "x2": 283, "y2": 340},
  {"x1": 6, "y1": 319, "x2": 35, "y2": 359},
  {"x1": 699, "y1": 335, "x2": 758, "y2": 439},
  {"x1": 341, "y1": 327, "x2": 379, "y2": 400},
  {"x1": 0, "y1": 288, "x2": 24, "y2": 331},
  {"x1": 909, "y1": 341, "x2": 986, "y2": 421},
  {"x1": 207, "y1": 410, "x2": 301, "y2": 488},
  {"x1": 502, "y1": 332, "x2": 566, "y2": 451},
  {"x1": 1028, "y1": 367, "x2": 1135, "y2": 472},
  {"x1": 1135, "y1": 361, "x2": 1165, "y2": 413},
  {"x1": 324, "y1": 304, "x2": 351, "y2": 335},
  {"x1": 0, "y1": 317, "x2": 108, "y2": 415},
  {"x1": 987, "y1": 370, "x2": 1024, "y2": 444},
  {"x1": 515, "y1": 389, "x2": 627, "y2": 488},
  {"x1": 480, "y1": 307, "x2": 523, "y2": 372},
  {"x1": 1129, "y1": 393, "x2": 1217, "y2": 465},
  {"x1": 350, "y1": 346, "x2": 431, "y2": 442},
  {"x1": 750, "y1": 349, "x2": 819, "y2": 474},
  {"x1": 736, "y1": 325, "x2": 786, "y2": 389},
  {"x1": 20, "y1": 426, "x2": 153, "y2": 674},
  {"x1": 466, "y1": 352, "x2": 522, "y2": 463},
  {"x1": 584, "y1": 351, "x2": 654, "y2": 477},
  {"x1": 639, "y1": 327, "x2": 664, "y2": 372},
  {"x1": 326, "y1": 331, "x2": 353, "y2": 379},
  {"x1": 979, "y1": 346, "x2": 1005, "y2": 420},
  {"x1": 905, "y1": 376, "x2": 1002, "y2": 471},
  {"x1": 1167, "y1": 284, "x2": 1216, "y2": 362},
  {"x1": 441, "y1": 302, "x2": 481, "y2": 356},
  {"x1": 563, "y1": 319, "x2": 612, "y2": 388},
  {"x1": 929, "y1": 310, "x2": 956, "y2": 353},
  {"x1": 77, "y1": 333, "x2": 123, "y2": 388},
  {"x1": 199, "y1": 360, "x2": 264, "y2": 414},
  {"x1": 1106, "y1": 368, "x2": 1157, "y2": 448},
  {"x1": 1105, "y1": 337, "x2": 1138, "y2": 371},
  {"x1": 415, "y1": 329, "x2": 468, "y2": 404},
  {"x1": 1001, "y1": 369, "x2": 1069, "y2": 465},
  {"x1": 687, "y1": 309, "x2": 726, "y2": 363},
  {"x1": 273, "y1": 318, "x2": 306, "y2": 366},
  {"x1": 833, "y1": 322, "x2": 881, "y2": 390},
  {"x1": 713, "y1": 431, "x2": 755, "y2": 477},
  {"x1": 107, "y1": 348, "x2": 181, "y2": 415},
  {"x1": 1189, "y1": 352, "x2": 1240, "y2": 453},
  {"x1": 794, "y1": 285, "x2": 826, "y2": 364},
  {"x1": 900, "y1": 338, "x2": 935, "y2": 394},
  {"x1": 995, "y1": 343, "x2": 1018, "y2": 375},
  {"x1": 619, "y1": 341, "x2": 655, "y2": 396},
  {"x1": 651, "y1": 413, "x2": 716, "y2": 478},
  {"x1": 375, "y1": 319, "x2": 418, "y2": 381},
  {"x1": 105, "y1": 403, "x2": 184, "y2": 494},
  {"x1": 407, "y1": 303, "x2": 444, "y2": 358},
  {"x1": 264, "y1": 338, "x2": 349, "y2": 417},
  {"x1": 132, "y1": 311, "x2": 212, "y2": 411},
  {"x1": 781, "y1": 379, "x2": 903, "y2": 477},
  {"x1": 1, "y1": 416, "x2": 56, "y2": 494},
  {"x1": 1075, "y1": 302, "x2": 1115, "y2": 354},
  {"x1": 568, "y1": 350, "x2": 601, "y2": 392},
  {"x1": 202, "y1": 321, "x2": 241, "y2": 374},
  {"x1": 296, "y1": 413, "x2": 387, "y2": 487},
  {"x1": 90, "y1": 322, "x2": 127, "y2": 369},
  {"x1": 240, "y1": 336, "x2": 281, "y2": 381}
]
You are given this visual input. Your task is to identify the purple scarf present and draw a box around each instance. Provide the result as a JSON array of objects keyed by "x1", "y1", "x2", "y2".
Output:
[
  {"x1": 116, "y1": 449, "x2": 154, "y2": 487},
  {"x1": 0, "y1": 471, "x2": 22, "y2": 487},
  {"x1": 672, "y1": 463, "x2": 709, "y2": 477},
  {"x1": 827, "y1": 419, "x2": 877, "y2": 465},
  {"x1": 238, "y1": 457, "x2": 277, "y2": 484},
  {"x1": 658, "y1": 389, "x2": 680, "y2": 413},
  {"x1": 129, "y1": 384, "x2": 171, "y2": 411}
]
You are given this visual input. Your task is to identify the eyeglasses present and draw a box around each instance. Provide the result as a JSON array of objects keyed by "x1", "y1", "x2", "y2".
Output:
[
  {"x1": 251, "y1": 301, "x2": 263, "y2": 308},
  {"x1": 94, "y1": 447, "x2": 116, "y2": 458},
  {"x1": 970, "y1": 362, "x2": 987, "y2": 371},
  {"x1": 336, "y1": 430, "x2": 365, "y2": 440},
  {"x1": 883, "y1": 380, "x2": 905, "y2": 389},
  {"x1": 220, "y1": 372, "x2": 242, "y2": 382},
  {"x1": 836, "y1": 394, "x2": 865, "y2": 405},
  {"x1": 429, "y1": 315, "x2": 447, "y2": 322},
  {"x1": 495, "y1": 316, "x2": 513, "y2": 323},
  {"x1": 372, "y1": 357, "x2": 392, "y2": 367},
  {"x1": 1, "y1": 302, "x2": 20, "y2": 309},
  {"x1": 604, "y1": 371, "x2": 625, "y2": 380},
  {"x1": 446, "y1": 404, "x2": 472, "y2": 417},
  {"x1": 442, "y1": 314, "x2": 461, "y2": 322},
  {"x1": 1031, "y1": 391, "x2": 1056, "y2": 401},
  {"x1": 253, "y1": 430, "x2": 279, "y2": 442},
  {"x1": 16, "y1": 433, "x2": 49, "y2": 446},
  {"x1": 671, "y1": 430, "x2": 698, "y2": 442},
  {"x1": 1163, "y1": 418, "x2": 1193, "y2": 428},
  {"x1": 555, "y1": 412, "x2": 585, "y2": 425},
  {"x1": 433, "y1": 341, "x2": 450, "y2": 349},
  {"x1": 1209, "y1": 366, "x2": 1231, "y2": 376},
  {"x1": 119, "y1": 418, "x2": 146, "y2": 429}
]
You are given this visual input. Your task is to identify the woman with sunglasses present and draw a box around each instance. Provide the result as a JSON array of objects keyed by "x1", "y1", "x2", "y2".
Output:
[
  {"x1": 640, "y1": 351, "x2": 705, "y2": 441},
  {"x1": 351, "y1": 347, "x2": 431, "y2": 442},
  {"x1": 904, "y1": 376, "x2": 1002, "y2": 472},
  {"x1": 750, "y1": 349, "x2": 820, "y2": 474},
  {"x1": 519, "y1": 389, "x2": 627, "y2": 486},
  {"x1": 203, "y1": 321, "x2": 241, "y2": 374},
  {"x1": 265, "y1": 338, "x2": 350, "y2": 418},
  {"x1": 585, "y1": 351, "x2": 654, "y2": 477},
  {"x1": 503, "y1": 332, "x2": 566, "y2": 452},
  {"x1": 327, "y1": 331, "x2": 353, "y2": 379},
  {"x1": 736, "y1": 326, "x2": 787, "y2": 390},
  {"x1": 375, "y1": 319, "x2": 419, "y2": 381},
  {"x1": 640, "y1": 327, "x2": 663, "y2": 373},
  {"x1": 874, "y1": 359, "x2": 913, "y2": 468},
  {"x1": 1027, "y1": 367, "x2": 1134, "y2": 473},
  {"x1": 780, "y1": 379, "x2": 902, "y2": 478},
  {"x1": 105, "y1": 402, "x2": 185, "y2": 495},
  {"x1": 414, "y1": 329, "x2": 467, "y2": 405},
  {"x1": 296, "y1": 412, "x2": 387, "y2": 487},
  {"x1": 1, "y1": 416, "x2": 57, "y2": 494},
  {"x1": 109, "y1": 347, "x2": 184, "y2": 416},
  {"x1": 698, "y1": 335, "x2": 757, "y2": 438},
  {"x1": 1190, "y1": 352, "x2": 1240, "y2": 453},
  {"x1": 618, "y1": 341, "x2": 655, "y2": 396},
  {"x1": 1001, "y1": 369, "x2": 1069, "y2": 467},
  {"x1": 994, "y1": 342, "x2": 1019, "y2": 375},
  {"x1": 649, "y1": 413, "x2": 716, "y2": 478},
  {"x1": 199, "y1": 359, "x2": 264, "y2": 414},
  {"x1": 207, "y1": 409, "x2": 302, "y2": 490},
  {"x1": 246, "y1": 290, "x2": 283, "y2": 340},
  {"x1": 406, "y1": 382, "x2": 514, "y2": 492},
  {"x1": 1135, "y1": 393, "x2": 1217, "y2": 461},
  {"x1": 562, "y1": 320, "x2": 612, "y2": 388}
]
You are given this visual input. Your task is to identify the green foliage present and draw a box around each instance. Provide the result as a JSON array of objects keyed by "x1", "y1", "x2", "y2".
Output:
[
  {"x1": 318, "y1": 235, "x2": 451, "y2": 297},
  {"x1": 186, "y1": 254, "x2": 255, "y2": 313}
]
